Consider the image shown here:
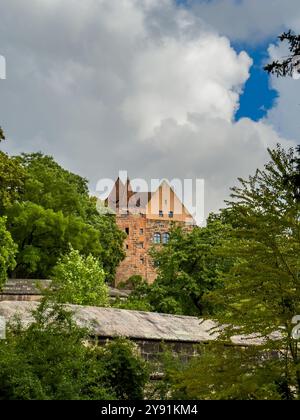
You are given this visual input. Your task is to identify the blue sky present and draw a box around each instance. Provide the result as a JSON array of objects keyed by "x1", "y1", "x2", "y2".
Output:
[{"x1": 234, "y1": 42, "x2": 278, "y2": 121}]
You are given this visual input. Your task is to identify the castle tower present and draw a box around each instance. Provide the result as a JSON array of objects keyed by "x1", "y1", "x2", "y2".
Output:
[{"x1": 107, "y1": 178, "x2": 195, "y2": 286}]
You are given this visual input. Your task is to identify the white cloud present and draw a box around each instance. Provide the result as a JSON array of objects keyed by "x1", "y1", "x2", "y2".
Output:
[
  {"x1": 189, "y1": 0, "x2": 300, "y2": 44},
  {"x1": 122, "y1": 35, "x2": 251, "y2": 138},
  {"x1": 264, "y1": 41, "x2": 300, "y2": 142},
  {"x1": 0, "y1": 0, "x2": 294, "y2": 219},
  {"x1": 146, "y1": 115, "x2": 293, "y2": 218}
]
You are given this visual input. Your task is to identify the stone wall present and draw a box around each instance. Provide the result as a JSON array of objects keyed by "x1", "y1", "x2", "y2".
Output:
[
  {"x1": 96, "y1": 337, "x2": 199, "y2": 362},
  {"x1": 115, "y1": 213, "x2": 194, "y2": 286},
  {"x1": 0, "y1": 294, "x2": 42, "y2": 302},
  {"x1": 0, "y1": 280, "x2": 131, "y2": 302},
  {"x1": 134, "y1": 339, "x2": 199, "y2": 362},
  {"x1": 0, "y1": 279, "x2": 51, "y2": 302},
  {"x1": 114, "y1": 214, "x2": 148, "y2": 285}
]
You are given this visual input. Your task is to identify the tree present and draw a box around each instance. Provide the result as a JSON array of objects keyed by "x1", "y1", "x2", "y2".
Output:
[
  {"x1": 0, "y1": 127, "x2": 26, "y2": 211},
  {"x1": 264, "y1": 31, "x2": 300, "y2": 78},
  {"x1": 0, "y1": 301, "x2": 111, "y2": 400},
  {"x1": 96, "y1": 338, "x2": 149, "y2": 400},
  {"x1": 5, "y1": 202, "x2": 102, "y2": 278},
  {"x1": 0, "y1": 301, "x2": 150, "y2": 400},
  {"x1": 50, "y1": 248, "x2": 108, "y2": 306},
  {"x1": 0, "y1": 151, "x2": 125, "y2": 280},
  {"x1": 207, "y1": 145, "x2": 300, "y2": 398},
  {"x1": 264, "y1": 31, "x2": 300, "y2": 201},
  {"x1": 9, "y1": 153, "x2": 125, "y2": 281},
  {"x1": 15, "y1": 153, "x2": 91, "y2": 218},
  {"x1": 89, "y1": 209, "x2": 126, "y2": 284},
  {"x1": 113, "y1": 275, "x2": 153, "y2": 312},
  {"x1": 160, "y1": 343, "x2": 290, "y2": 400},
  {"x1": 0, "y1": 152, "x2": 26, "y2": 212},
  {"x1": 0, "y1": 127, "x2": 5, "y2": 142},
  {"x1": 0, "y1": 217, "x2": 17, "y2": 289}
]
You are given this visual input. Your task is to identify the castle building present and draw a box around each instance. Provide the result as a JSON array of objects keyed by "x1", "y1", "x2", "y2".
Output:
[{"x1": 107, "y1": 178, "x2": 195, "y2": 286}]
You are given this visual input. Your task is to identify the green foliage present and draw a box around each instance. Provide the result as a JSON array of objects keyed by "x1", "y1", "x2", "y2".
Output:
[
  {"x1": 89, "y1": 211, "x2": 126, "y2": 284},
  {"x1": 5, "y1": 202, "x2": 102, "y2": 278},
  {"x1": 122, "y1": 222, "x2": 233, "y2": 316},
  {"x1": 207, "y1": 145, "x2": 300, "y2": 398},
  {"x1": 114, "y1": 296, "x2": 153, "y2": 312},
  {"x1": 2, "y1": 152, "x2": 125, "y2": 280},
  {"x1": 0, "y1": 151, "x2": 26, "y2": 212},
  {"x1": 50, "y1": 248, "x2": 109, "y2": 306},
  {"x1": 0, "y1": 301, "x2": 113, "y2": 400},
  {"x1": 23, "y1": 153, "x2": 126, "y2": 281},
  {"x1": 96, "y1": 338, "x2": 149, "y2": 400},
  {"x1": 264, "y1": 32, "x2": 300, "y2": 200},
  {"x1": 117, "y1": 275, "x2": 144, "y2": 290},
  {"x1": 15, "y1": 153, "x2": 90, "y2": 218},
  {"x1": 0, "y1": 127, "x2": 5, "y2": 141},
  {"x1": 0, "y1": 301, "x2": 149, "y2": 400},
  {"x1": 292, "y1": 145, "x2": 300, "y2": 200},
  {"x1": 0, "y1": 217, "x2": 17, "y2": 289},
  {"x1": 112, "y1": 275, "x2": 153, "y2": 311},
  {"x1": 152, "y1": 222, "x2": 233, "y2": 315},
  {"x1": 160, "y1": 344, "x2": 293, "y2": 400},
  {"x1": 210, "y1": 146, "x2": 300, "y2": 332}
]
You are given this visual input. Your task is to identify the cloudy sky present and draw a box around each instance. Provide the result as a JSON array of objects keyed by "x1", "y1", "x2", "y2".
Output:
[{"x1": 0, "y1": 0, "x2": 299, "y2": 219}]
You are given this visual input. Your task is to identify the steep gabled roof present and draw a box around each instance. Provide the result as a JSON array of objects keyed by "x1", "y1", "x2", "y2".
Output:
[
  {"x1": 106, "y1": 177, "x2": 195, "y2": 223},
  {"x1": 106, "y1": 177, "x2": 135, "y2": 209}
]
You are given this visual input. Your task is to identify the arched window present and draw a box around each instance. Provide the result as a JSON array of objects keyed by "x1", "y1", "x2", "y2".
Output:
[
  {"x1": 162, "y1": 232, "x2": 170, "y2": 244},
  {"x1": 153, "y1": 233, "x2": 161, "y2": 244}
]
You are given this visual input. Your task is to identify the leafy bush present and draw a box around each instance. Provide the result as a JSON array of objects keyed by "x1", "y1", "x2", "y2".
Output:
[
  {"x1": 50, "y1": 248, "x2": 109, "y2": 306},
  {"x1": 0, "y1": 216, "x2": 17, "y2": 289},
  {"x1": 5, "y1": 202, "x2": 103, "y2": 278},
  {"x1": 0, "y1": 301, "x2": 149, "y2": 400},
  {"x1": 96, "y1": 338, "x2": 150, "y2": 400},
  {"x1": 0, "y1": 302, "x2": 112, "y2": 400},
  {"x1": 159, "y1": 343, "x2": 291, "y2": 400}
]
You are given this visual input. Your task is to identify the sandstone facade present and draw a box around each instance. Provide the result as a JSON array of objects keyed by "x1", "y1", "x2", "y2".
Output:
[{"x1": 109, "y1": 178, "x2": 196, "y2": 286}]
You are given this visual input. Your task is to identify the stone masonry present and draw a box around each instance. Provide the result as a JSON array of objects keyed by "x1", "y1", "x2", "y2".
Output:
[
  {"x1": 109, "y1": 178, "x2": 196, "y2": 286},
  {"x1": 115, "y1": 214, "x2": 190, "y2": 285}
]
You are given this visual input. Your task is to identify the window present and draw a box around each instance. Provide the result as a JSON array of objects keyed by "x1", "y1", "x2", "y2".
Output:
[
  {"x1": 159, "y1": 210, "x2": 163, "y2": 217},
  {"x1": 162, "y1": 232, "x2": 170, "y2": 244},
  {"x1": 153, "y1": 233, "x2": 161, "y2": 244},
  {"x1": 125, "y1": 227, "x2": 129, "y2": 235},
  {"x1": 140, "y1": 228, "x2": 144, "y2": 235},
  {"x1": 126, "y1": 244, "x2": 129, "y2": 250},
  {"x1": 140, "y1": 257, "x2": 144, "y2": 264},
  {"x1": 137, "y1": 242, "x2": 144, "y2": 249},
  {"x1": 168, "y1": 211, "x2": 174, "y2": 218}
]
